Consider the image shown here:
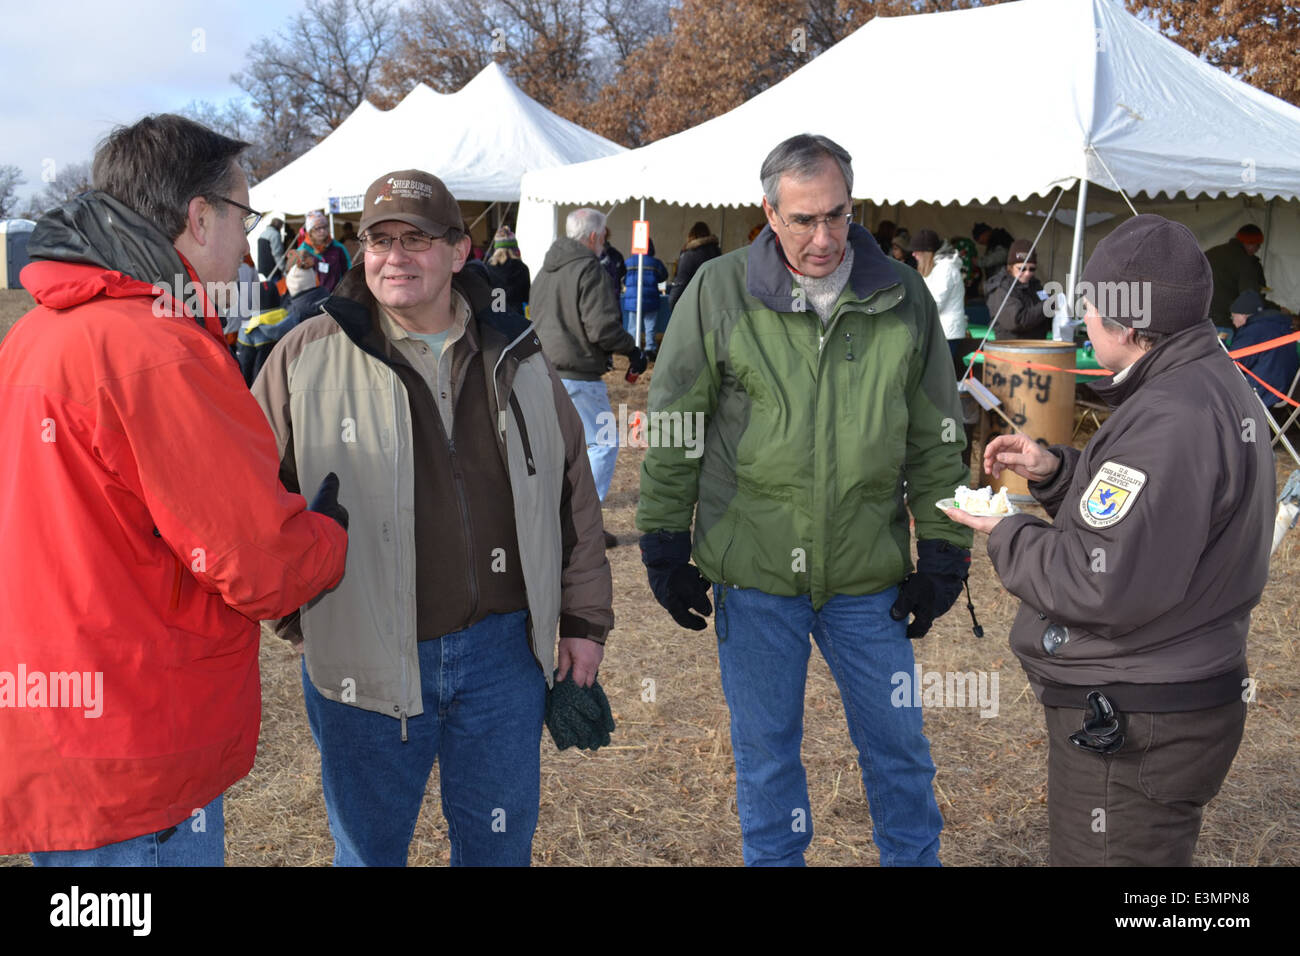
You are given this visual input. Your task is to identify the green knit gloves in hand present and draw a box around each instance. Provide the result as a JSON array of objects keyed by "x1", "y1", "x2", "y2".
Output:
[{"x1": 545, "y1": 673, "x2": 616, "y2": 751}]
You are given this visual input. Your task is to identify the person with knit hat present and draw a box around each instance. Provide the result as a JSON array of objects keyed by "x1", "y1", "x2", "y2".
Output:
[
  {"x1": 1204, "y1": 223, "x2": 1275, "y2": 325},
  {"x1": 485, "y1": 224, "x2": 531, "y2": 314},
  {"x1": 943, "y1": 214, "x2": 1275, "y2": 866},
  {"x1": 890, "y1": 229, "x2": 917, "y2": 269},
  {"x1": 294, "y1": 209, "x2": 352, "y2": 293},
  {"x1": 984, "y1": 237, "x2": 1048, "y2": 338},
  {"x1": 1228, "y1": 289, "x2": 1298, "y2": 406}
]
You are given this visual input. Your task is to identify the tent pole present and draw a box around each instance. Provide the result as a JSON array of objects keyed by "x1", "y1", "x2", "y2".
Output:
[
  {"x1": 1067, "y1": 177, "x2": 1089, "y2": 310},
  {"x1": 467, "y1": 202, "x2": 498, "y2": 234},
  {"x1": 635, "y1": 198, "x2": 646, "y2": 350}
]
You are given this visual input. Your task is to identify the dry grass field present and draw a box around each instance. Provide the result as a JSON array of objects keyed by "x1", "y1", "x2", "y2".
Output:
[{"x1": 1, "y1": 285, "x2": 1296, "y2": 866}]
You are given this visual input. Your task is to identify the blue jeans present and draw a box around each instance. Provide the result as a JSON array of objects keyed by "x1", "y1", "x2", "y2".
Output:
[
  {"x1": 713, "y1": 585, "x2": 943, "y2": 866},
  {"x1": 623, "y1": 306, "x2": 657, "y2": 352},
  {"x1": 30, "y1": 796, "x2": 225, "y2": 866},
  {"x1": 301, "y1": 609, "x2": 546, "y2": 866},
  {"x1": 561, "y1": 378, "x2": 618, "y2": 502}
]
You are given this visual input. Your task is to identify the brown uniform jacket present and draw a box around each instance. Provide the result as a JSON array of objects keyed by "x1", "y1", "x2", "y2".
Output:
[{"x1": 987, "y1": 322, "x2": 1274, "y2": 711}]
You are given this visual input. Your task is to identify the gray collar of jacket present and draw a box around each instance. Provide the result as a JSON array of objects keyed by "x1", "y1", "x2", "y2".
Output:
[
  {"x1": 27, "y1": 190, "x2": 193, "y2": 304},
  {"x1": 542, "y1": 236, "x2": 598, "y2": 272},
  {"x1": 745, "y1": 222, "x2": 898, "y2": 312},
  {"x1": 1090, "y1": 321, "x2": 1224, "y2": 409}
]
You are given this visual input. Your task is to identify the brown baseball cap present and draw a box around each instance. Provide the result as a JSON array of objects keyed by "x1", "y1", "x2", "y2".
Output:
[
  {"x1": 359, "y1": 169, "x2": 464, "y2": 238},
  {"x1": 1007, "y1": 238, "x2": 1037, "y2": 264}
]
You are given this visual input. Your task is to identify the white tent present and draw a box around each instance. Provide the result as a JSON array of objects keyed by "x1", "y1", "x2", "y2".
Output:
[
  {"x1": 517, "y1": 0, "x2": 1300, "y2": 309},
  {"x1": 249, "y1": 62, "x2": 626, "y2": 214}
]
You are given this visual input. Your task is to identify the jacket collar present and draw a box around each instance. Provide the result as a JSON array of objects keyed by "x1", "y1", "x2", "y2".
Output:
[
  {"x1": 23, "y1": 190, "x2": 222, "y2": 337},
  {"x1": 1089, "y1": 321, "x2": 1224, "y2": 408},
  {"x1": 322, "y1": 262, "x2": 540, "y2": 374},
  {"x1": 1241, "y1": 309, "x2": 1288, "y2": 331},
  {"x1": 745, "y1": 223, "x2": 898, "y2": 312}
]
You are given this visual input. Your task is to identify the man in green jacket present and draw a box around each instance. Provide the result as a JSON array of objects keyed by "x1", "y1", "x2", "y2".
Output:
[{"x1": 636, "y1": 134, "x2": 973, "y2": 866}]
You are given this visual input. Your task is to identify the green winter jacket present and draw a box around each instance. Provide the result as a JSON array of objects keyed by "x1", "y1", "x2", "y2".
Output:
[{"x1": 636, "y1": 224, "x2": 972, "y2": 608}]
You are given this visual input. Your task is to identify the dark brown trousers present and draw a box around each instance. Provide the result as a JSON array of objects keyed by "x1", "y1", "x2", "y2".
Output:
[{"x1": 1044, "y1": 698, "x2": 1246, "y2": 866}]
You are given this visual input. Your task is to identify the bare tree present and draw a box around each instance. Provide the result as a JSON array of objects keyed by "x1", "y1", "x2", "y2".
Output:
[
  {"x1": 374, "y1": 0, "x2": 500, "y2": 105},
  {"x1": 233, "y1": 0, "x2": 399, "y2": 178},
  {"x1": 0, "y1": 165, "x2": 24, "y2": 219},
  {"x1": 593, "y1": 0, "x2": 671, "y2": 63},
  {"x1": 376, "y1": 0, "x2": 601, "y2": 110},
  {"x1": 21, "y1": 160, "x2": 94, "y2": 220},
  {"x1": 179, "y1": 99, "x2": 270, "y2": 184}
]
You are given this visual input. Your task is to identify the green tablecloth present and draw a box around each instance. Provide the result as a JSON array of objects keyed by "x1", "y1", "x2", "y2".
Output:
[{"x1": 964, "y1": 325, "x2": 1102, "y2": 372}]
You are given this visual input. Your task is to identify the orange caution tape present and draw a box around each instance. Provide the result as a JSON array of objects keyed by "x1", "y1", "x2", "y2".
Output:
[
  {"x1": 1228, "y1": 328, "x2": 1300, "y2": 360},
  {"x1": 967, "y1": 327, "x2": 1300, "y2": 380},
  {"x1": 1236, "y1": 362, "x2": 1300, "y2": 408}
]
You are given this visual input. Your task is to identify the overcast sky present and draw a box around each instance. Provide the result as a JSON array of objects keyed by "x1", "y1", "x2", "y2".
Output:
[{"x1": 1, "y1": 0, "x2": 305, "y2": 204}]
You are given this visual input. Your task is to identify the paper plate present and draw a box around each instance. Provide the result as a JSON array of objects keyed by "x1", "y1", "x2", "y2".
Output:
[{"x1": 935, "y1": 497, "x2": 1020, "y2": 516}]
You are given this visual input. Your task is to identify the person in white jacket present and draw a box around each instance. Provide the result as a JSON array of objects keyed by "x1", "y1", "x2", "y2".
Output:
[{"x1": 912, "y1": 229, "x2": 967, "y2": 359}]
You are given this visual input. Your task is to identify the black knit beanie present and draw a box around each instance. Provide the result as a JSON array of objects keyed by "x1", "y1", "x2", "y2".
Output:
[{"x1": 1079, "y1": 214, "x2": 1211, "y2": 333}]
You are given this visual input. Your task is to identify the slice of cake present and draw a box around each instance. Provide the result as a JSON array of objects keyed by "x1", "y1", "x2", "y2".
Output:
[{"x1": 953, "y1": 485, "x2": 1012, "y2": 516}]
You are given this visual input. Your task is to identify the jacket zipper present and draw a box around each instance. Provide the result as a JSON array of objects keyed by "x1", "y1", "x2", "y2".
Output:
[
  {"x1": 806, "y1": 287, "x2": 894, "y2": 599},
  {"x1": 391, "y1": 368, "x2": 410, "y2": 742},
  {"x1": 447, "y1": 436, "x2": 480, "y2": 628},
  {"x1": 169, "y1": 556, "x2": 182, "y2": 610},
  {"x1": 491, "y1": 325, "x2": 547, "y2": 675},
  {"x1": 508, "y1": 393, "x2": 537, "y2": 475},
  {"x1": 153, "y1": 525, "x2": 183, "y2": 611}
]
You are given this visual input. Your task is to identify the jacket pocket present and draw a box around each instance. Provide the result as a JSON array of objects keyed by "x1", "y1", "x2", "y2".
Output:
[{"x1": 1137, "y1": 702, "x2": 1246, "y2": 804}]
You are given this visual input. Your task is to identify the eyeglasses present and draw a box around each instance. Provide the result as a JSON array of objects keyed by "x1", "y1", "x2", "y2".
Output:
[
  {"x1": 213, "y1": 196, "x2": 263, "y2": 235},
  {"x1": 361, "y1": 231, "x2": 436, "y2": 253},
  {"x1": 774, "y1": 210, "x2": 853, "y2": 236}
]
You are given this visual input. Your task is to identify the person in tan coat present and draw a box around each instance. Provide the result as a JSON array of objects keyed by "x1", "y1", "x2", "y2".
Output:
[{"x1": 252, "y1": 169, "x2": 614, "y2": 867}]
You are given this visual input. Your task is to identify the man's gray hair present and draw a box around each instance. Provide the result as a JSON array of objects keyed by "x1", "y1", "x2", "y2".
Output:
[
  {"x1": 566, "y1": 208, "x2": 607, "y2": 242},
  {"x1": 760, "y1": 133, "x2": 854, "y2": 210}
]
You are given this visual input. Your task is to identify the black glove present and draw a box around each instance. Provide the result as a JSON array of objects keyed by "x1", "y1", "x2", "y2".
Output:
[
  {"x1": 640, "y1": 530, "x2": 712, "y2": 630},
  {"x1": 308, "y1": 472, "x2": 349, "y2": 531},
  {"x1": 625, "y1": 348, "x2": 649, "y2": 375},
  {"x1": 545, "y1": 672, "x2": 616, "y2": 751},
  {"x1": 890, "y1": 539, "x2": 970, "y2": 639}
]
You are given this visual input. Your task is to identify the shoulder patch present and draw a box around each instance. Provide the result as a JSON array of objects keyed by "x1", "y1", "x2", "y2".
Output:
[{"x1": 1079, "y1": 460, "x2": 1147, "y2": 529}]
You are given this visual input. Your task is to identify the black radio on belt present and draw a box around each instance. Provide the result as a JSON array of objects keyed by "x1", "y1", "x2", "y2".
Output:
[{"x1": 1069, "y1": 691, "x2": 1126, "y2": 755}]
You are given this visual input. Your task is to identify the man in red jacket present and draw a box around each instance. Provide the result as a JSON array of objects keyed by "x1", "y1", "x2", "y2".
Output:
[{"x1": 0, "y1": 114, "x2": 349, "y2": 865}]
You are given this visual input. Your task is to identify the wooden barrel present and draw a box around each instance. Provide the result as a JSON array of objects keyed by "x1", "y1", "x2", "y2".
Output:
[{"x1": 982, "y1": 340, "x2": 1077, "y2": 499}]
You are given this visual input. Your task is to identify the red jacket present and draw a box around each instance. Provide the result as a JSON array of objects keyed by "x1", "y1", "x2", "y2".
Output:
[{"x1": 0, "y1": 259, "x2": 347, "y2": 853}]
